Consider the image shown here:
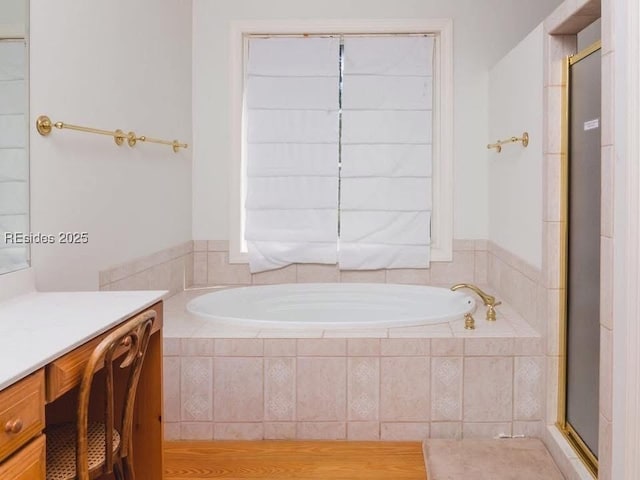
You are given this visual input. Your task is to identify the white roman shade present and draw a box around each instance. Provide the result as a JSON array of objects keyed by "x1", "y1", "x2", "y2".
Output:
[
  {"x1": 339, "y1": 36, "x2": 434, "y2": 270},
  {"x1": 245, "y1": 37, "x2": 340, "y2": 273}
]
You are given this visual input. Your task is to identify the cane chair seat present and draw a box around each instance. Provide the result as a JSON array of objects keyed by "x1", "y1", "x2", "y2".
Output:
[{"x1": 46, "y1": 422, "x2": 121, "y2": 480}]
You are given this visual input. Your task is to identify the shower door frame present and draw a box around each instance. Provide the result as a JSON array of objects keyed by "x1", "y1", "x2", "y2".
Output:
[{"x1": 557, "y1": 39, "x2": 602, "y2": 478}]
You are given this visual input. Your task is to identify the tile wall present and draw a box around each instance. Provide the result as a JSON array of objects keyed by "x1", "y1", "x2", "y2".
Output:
[
  {"x1": 191, "y1": 239, "x2": 488, "y2": 288},
  {"x1": 163, "y1": 336, "x2": 544, "y2": 441},
  {"x1": 98, "y1": 240, "x2": 193, "y2": 296},
  {"x1": 159, "y1": 237, "x2": 547, "y2": 441}
]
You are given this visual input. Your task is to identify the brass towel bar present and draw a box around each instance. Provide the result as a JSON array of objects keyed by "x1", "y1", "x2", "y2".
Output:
[
  {"x1": 487, "y1": 132, "x2": 529, "y2": 153},
  {"x1": 35, "y1": 115, "x2": 188, "y2": 153}
]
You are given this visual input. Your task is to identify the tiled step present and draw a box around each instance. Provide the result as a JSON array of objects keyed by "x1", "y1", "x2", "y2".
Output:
[{"x1": 424, "y1": 438, "x2": 565, "y2": 480}]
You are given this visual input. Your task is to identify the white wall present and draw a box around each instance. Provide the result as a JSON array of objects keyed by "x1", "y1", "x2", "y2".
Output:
[
  {"x1": 29, "y1": 0, "x2": 193, "y2": 290},
  {"x1": 488, "y1": 25, "x2": 544, "y2": 269},
  {"x1": 0, "y1": 0, "x2": 25, "y2": 30},
  {"x1": 192, "y1": 0, "x2": 562, "y2": 245}
]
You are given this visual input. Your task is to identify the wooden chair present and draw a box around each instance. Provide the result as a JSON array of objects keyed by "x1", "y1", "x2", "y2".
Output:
[{"x1": 45, "y1": 310, "x2": 156, "y2": 480}]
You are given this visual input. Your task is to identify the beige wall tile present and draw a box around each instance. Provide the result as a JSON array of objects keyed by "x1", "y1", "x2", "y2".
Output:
[
  {"x1": 215, "y1": 339, "x2": 263, "y2": 356},
  {"x1": 514, "y1": 357, "x2": 545, "y2": 421},
  {"x1": 296, "y1": 357, "x2": 347, "y2": 421},
  {"x1": 462, "y1": 422, "x2": 512, "y2": 438},
  {"x1": 296, "y1": 264, "x2": 340, "y2": 283},
  {"x1": 193, "y1": 252, "x2": 208, "y2": 286},
  {"x1": 163, "y1": 357, "x2": 181, "y2": 423},
  {"x1": 180, "y1": 357, "x2": 213, "y2": 421},
  {"x1": 544, "y1": 86, "x2": 563, "y2": 154},
  {"x1": 347, "y1": 422, "x2": 380, "y2": 440},
  {"x1": 598, "y1": 414, "x2": 612, "y2": 480},
  {"x1": 213, "y1": 358, "x2": 263, "y2": 422},
  {"x1": 264, "y1": 422, "x2": 297, "y2": 440},
  {"x1": 348, "y1": 357, "x2": 380, "y2": 421},
  {"x1": 380, "y1": 357, "x2": 430, "y2": 421},
  {"x1": 514, "y1": 337, "x2": 545, "y2": 356},
  {"x1": 208, "y1": 240, "x2": 229, "y2": 252},
  {"x1": 214, "y1": 423, "x2": 263, "y2": 440},
  {"x1": 297, "y1": 339, "x2": 346, "y2": 356},
  {"x1": 323, "y1": 329, "x2": 388, "y2": 338},
  {"x1": 381, "y1": 338, "x2": 430, "y2": 356},
  {"x1": 208, "y1": 251, "x2": 251, "y2": 285},
  {"x1": 463, "y1": 357, "x2": 513, "y2": 422},
  {"x1": 430, "y1": 251, "x2": 475, "y2": 285},
  {"x1": 385, "y1": 268, "x2": 430, "y2": 285},
  {"x1": 601, "y1": 145, "x2": 614, "y2": 238},
  {"x1": 600, "y1": 236, "x2": 614, "y2": 330},
  {"x1": 601, "y1": 52, "x2": 614, "y2": 147},
  {"x1": 296, "y1": 422, "x2": 346, "y2": 440},
  {"x1": 180, "y1": 338, "x2": 214, "y2": 356},
  {"x1": 600, "y1": 326, "x2": 613, "y2": 421},
  {"x1": 464, "y1": 338, "x2": 514, "y2": 356},
  {"x1": 347, "y1": 339, "x2": 381, "y2": 356},
  {"x1": 431, "y1": 357, "x2": 462, "y2": 421},
  {"x1": 380, "y1": 422, "x2": 429, "y2": 441},
  {"x1": 430, "y1": 422, "x2": 462, "y2": 439},
  {"x1": 252, "y1": 265, "x2": 297, "y2": 285},
  {"x1": 545, "y1": 35, "x2": 576, "y2": 87},
  {"x1": 474, "y1": 240, "x2": 488, "y2": 251},
  {"x1": 264, "y1": 339, "x2": 296, "y2": 356},
  {"x1": 388, "y1": 323, "x2": 452, "y2": 338},
  {"x1": 265, "y1": 357, "x2": 296, "y2": 421},
  {"x1": 513, "y1": 421, "x2": 544, "y2": 438},
  {"x1": 181, "y1": 422, "x2": 213, "y2": 440},
  {"x1": 193, "y1": 240, "x2": 208, "y2": 252},
  {"x1": 164, "y1": 422, "x2": 180, "y2": 441},
  {"x1": 170, "y1": 258, "x2": 186, "y2": 294},
  {"x1": 474, "y1": 251, "x2": 488, "y2": 285},
  {"x1": 185, "y1": 253, "x2": 194, "y2": 288},
  {"x1": 544, "y1": 222, "x2": 563, "y2": 289},
  {"x1": 164, "y1": 338, "x2": 181, "y2": 356},
  {"x1": 453, "y1": 239, "x2": 476, "y2": 251},
  {"x1": 545, "y1": 154, "x2": 563, "y2": 222},
  {"x1": 340, "y1": 270, "x2": 386, "y2": 283},
  {"x1": 432, "y1": 338, "x2": 464, "y2": 356},
  {"x1": 547, "y1": 288, "x2": 562, "y2": 356},
  {"x1": 546, "y1": 356, "x2": 560, "y2": 424}
]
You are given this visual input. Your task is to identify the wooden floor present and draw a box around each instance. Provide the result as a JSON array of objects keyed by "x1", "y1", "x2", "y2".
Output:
[{"x1": 164, "y1": 441, "x2": 428, "y2": 480}]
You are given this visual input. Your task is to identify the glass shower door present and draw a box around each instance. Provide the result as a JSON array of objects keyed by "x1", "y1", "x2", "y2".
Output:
[{"x1": 560, "y1": 41, "x2": 601, "y2": 476}]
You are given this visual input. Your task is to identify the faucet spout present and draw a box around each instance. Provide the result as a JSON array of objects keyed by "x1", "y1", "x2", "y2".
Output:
[{"x1": 450, "y1": 283, "x2": 501, "y2": 321}]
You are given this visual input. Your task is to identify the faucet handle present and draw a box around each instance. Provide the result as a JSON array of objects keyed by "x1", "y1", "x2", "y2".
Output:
[{"x1": 486, "y1": 301, "x2": 501, "y2": 321}]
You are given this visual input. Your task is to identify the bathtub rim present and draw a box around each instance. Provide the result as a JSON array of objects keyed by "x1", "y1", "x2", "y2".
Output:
[{"x1": 185, "y1": 282, "x2": 477, "y2": 330}]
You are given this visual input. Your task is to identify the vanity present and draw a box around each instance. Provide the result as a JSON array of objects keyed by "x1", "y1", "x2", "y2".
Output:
[{"x1": 0, "y1": 291, "x2": 165, "y2": 479}]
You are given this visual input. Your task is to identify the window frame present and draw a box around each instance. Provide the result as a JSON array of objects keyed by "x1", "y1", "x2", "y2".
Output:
[{"x1": 229, "y1": 19, "x2": 453, "y2": 264}]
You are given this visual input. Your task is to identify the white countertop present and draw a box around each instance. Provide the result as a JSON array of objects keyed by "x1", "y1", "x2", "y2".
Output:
[{"x1": 0, "y1": 290, "x2": 166, "y2": 390}]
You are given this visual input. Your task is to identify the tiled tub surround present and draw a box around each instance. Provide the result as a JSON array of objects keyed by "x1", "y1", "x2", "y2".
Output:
[
  {"x1": 162, "y1": 288, "x2": 544, "y2": 441},
  {"x1": 192, "y1": 239, "x2": 489, "y2": 287},
  {"x1": 99, "y1": 241, "x2": 194, "y2": 296}
]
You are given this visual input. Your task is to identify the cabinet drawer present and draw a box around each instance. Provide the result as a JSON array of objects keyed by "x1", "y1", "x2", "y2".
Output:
[
  {"x1": 0, "y1": 435, "x2": 46, "y2": 480},
  {"x1": 45, "y1": 303, "x2": 163, "y2": 402},
  {"x1": 0, "y1": 371, "x2": 45, "y2": 464}
]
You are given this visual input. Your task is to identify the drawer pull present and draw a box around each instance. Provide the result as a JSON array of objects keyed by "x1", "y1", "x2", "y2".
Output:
[{"x1": 4, "y1": 419, "x2": 23, "y2": 434}]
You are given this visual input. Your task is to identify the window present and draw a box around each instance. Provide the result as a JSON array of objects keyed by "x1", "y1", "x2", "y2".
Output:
[{"x1": 229, "y1": 20, "x2": 453, "y2": 270}]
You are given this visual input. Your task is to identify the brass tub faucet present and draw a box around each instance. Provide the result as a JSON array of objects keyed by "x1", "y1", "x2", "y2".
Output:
[{"x1": 450, "y1": 283, "x2": 501, "y2": 321}]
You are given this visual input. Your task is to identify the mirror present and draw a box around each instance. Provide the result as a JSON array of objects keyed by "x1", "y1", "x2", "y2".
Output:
[{"x1": 0, "y1": 0, "x2": 29, "y2": 275}]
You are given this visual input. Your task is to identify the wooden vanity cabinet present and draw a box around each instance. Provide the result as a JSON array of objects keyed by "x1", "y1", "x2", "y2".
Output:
[
  {"x1": 0, "y1": 301, "x2": 164, "y2": 480},
  {"x1": 0, "y1": 370, "x2": 46, "y2": 479}
]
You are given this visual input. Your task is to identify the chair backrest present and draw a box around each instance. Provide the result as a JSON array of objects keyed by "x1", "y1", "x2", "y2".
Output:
[{"x1": 75, "y1": 310, "x2": 156, "y2": 480}]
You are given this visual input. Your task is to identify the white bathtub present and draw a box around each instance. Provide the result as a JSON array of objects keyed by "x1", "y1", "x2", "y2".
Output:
[{"x1": 186, "y1": 283, "x2": 476, "y2": 329}]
